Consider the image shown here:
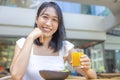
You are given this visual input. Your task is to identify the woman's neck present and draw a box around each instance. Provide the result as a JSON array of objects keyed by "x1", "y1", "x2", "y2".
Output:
[{"x1": 39, "y1": 37, "x2": 52, "y2": 46}]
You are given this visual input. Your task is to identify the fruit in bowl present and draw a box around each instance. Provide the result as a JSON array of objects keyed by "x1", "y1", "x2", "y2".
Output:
[{"x1": 39, "y1": 69, "x2": 70, "y2": 80}]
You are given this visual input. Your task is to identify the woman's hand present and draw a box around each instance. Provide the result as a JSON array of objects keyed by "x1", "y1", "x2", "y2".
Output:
[
  {"x1": 67, "y1": 49, "x2": 97, "y2": 79},
  {"x1": 28, "y1": 28, "x2": 44, "y2": 43},
  {"x1": 74, "y1": 55, "x2": 97, "y2": 79},
  {"x1": 80, "y1": 55, "x2": 91, "y2": 71}
]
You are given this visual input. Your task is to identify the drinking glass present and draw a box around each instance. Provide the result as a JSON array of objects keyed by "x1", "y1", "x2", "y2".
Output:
[{"x1": 72, "y1": 48, "x2": 84, "y2": 67}]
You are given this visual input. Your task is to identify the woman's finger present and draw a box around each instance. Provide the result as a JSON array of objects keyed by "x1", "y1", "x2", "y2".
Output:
[{"x1": 81, "y1": 55, "x2": 90, "y2": 62}]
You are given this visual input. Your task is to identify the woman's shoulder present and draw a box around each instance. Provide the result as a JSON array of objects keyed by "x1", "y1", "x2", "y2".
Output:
[
  {"x1": 17, "y1": 37, "x2": 26, "y2": 41},
  {"x1": 62, "y1": 40, "x2": 74, "y2": 47},
  {"x1": 16, "y1": 37, "x2": 26, "y2": 48},
  {"x1": 16, "y1": 37, "x2": 26, "y2": 44},
  {"x1": 60, "y1": 40, "x2": 74, "y2": 57}
]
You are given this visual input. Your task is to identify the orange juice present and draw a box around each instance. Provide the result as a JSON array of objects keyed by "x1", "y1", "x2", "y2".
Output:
[{"x1": 72, "y1": 50, "x2": 84, "y2": 67}]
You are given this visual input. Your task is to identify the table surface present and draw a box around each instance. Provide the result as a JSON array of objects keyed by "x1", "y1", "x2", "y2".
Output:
[
  {"x1": 98, "y1": 73, "x2": 120, "y2": 76},
  {"x1": 1, "y1": 75, "x2": 120, "y2": 80},
  {"x1": 65, "y1": 76, "x2": 120, "y2": 80},
  {"x1": 1, "y1": 74, "x2": 120, "y2": 80}
]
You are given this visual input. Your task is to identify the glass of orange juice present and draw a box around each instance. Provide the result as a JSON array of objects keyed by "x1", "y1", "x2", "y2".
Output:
[{"x1": 72, "y1": 48, "x2": 84, "y2": 67}]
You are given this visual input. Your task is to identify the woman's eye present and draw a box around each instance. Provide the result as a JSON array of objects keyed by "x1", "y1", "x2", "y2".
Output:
[
  {"x1": 53, "y1": 18, "x2": 58, "y2": 22},
  {"x1": 42, "y1": 15, "x2": 48, "y2": 19}
]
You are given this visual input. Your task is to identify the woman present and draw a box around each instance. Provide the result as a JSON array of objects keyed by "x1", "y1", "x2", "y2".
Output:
[{"x1": 10, "y1": 1, "x2": 97, "y2": 80}]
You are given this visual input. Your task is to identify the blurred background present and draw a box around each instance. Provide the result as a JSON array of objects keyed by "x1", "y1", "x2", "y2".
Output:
[{"x1": 0, "y1": 0, "x2": 120, "y2": 77}]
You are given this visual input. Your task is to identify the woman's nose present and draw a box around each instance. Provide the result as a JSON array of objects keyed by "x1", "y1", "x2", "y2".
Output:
[{"x1": 46, "y1": 19, "x2": 52, "y2": 26}]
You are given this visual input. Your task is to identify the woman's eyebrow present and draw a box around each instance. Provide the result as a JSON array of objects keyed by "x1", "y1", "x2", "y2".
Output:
[{"x1": 42, "y1": 13, "x2": 58, "y2": 18}]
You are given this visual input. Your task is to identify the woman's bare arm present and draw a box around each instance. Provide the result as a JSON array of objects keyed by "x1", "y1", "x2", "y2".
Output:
[
  {"x1": 75, "y1": 66, "x2": 97, "y2": 79},
  {"x1": 10, "y1": 37, "x2": 34, "y2": 80},
  {"x1": 10, "y1": 28, "x2": 43, "y2": 80}
]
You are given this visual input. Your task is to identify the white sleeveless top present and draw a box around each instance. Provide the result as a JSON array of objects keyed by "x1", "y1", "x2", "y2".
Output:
[{"x1": 16, "y1": 38, "x2": 74, "y2": 80}]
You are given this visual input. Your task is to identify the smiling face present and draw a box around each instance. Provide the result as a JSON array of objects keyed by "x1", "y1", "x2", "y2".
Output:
[{"x1": 36, "y1": 7, "x2": 58, "y2": 38}]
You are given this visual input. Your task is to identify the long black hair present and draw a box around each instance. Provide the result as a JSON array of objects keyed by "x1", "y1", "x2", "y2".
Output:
[{"x1": 34, "y1": 2, "x2": 66, "y2": 52}]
